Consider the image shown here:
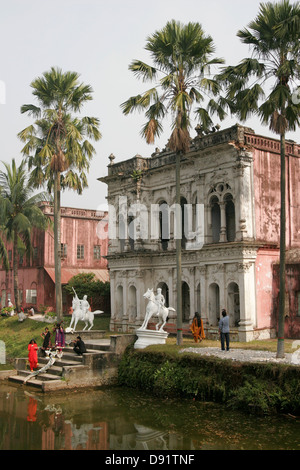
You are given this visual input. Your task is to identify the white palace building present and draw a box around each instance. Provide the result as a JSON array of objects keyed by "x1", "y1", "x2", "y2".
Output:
[{"x1": 99, "y1": 124, "x2": 300, "y2": 341}]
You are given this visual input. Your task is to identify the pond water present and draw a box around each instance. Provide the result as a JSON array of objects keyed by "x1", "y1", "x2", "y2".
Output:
[{"x1": 0, "y1": 382, "x2": 299, "y2": 451}]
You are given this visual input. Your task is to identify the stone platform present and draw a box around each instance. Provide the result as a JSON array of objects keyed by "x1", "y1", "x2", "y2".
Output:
[{"x1": 134, "y1": 328, "x2": 168, "y2": 349}]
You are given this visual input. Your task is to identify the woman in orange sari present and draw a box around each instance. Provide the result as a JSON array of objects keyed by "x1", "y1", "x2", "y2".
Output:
[
  {"x1": 190, "y1": 312, "x2": 205, "y2": 343},
  {"x1": 28, "y1": 339, "x2": 38, "y2": 371}
]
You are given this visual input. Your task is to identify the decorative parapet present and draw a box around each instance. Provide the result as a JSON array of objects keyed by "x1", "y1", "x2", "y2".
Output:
[
  {"x1": 40, "y1": 202, "x2": 107, "y2": 220},
  {"x1": 245, "y1": 133, "x2": 300, "y2": 156},
  {"x1": 107, "y1": 154, "x2": 150, "y2": 177},
  {"x1": 103, "y1": 124, "x2": 300, "y2": 182}
]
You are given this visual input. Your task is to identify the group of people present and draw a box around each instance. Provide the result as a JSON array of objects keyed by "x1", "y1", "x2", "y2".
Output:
[
  {"x1": 190, "y1": 309, "x2": 230, "y2": 351},
  {"x1": 27, "y1": 322, "x2": 87, "y2": 372}
]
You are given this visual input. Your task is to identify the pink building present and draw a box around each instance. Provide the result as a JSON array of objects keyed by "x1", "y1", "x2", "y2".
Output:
[
  {"x1": 0, "y1": 203, "x2": 109, "y2": 313},
  {"x1": 101, "y1": 124, "x2": 300, "y2": 340}
]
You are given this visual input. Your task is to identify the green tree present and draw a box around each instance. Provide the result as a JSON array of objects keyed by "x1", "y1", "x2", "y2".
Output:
[
  {"x1": 63, "y1": 272, "x2": 110, "y2": 310},
  {"x1": 121, "y1": 20, "x2": 225, "y2": 344},
  {"x1": 217, "y1": 0, "x2": 300, "y2": 357},
  {"x1": 18, "y1": 67, "x2": 101, "y2": 321},
  {"x1": 0, "y1": 159, "x2": 50, "y2": 311}
]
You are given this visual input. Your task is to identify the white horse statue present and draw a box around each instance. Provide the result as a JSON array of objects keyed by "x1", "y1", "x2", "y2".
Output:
[
  {"x1": 67, "y1": 293, "x2": 103, "y2": 332},
  {"x1": 140, "y1": 288, "x2": 176, "y2": 331}
]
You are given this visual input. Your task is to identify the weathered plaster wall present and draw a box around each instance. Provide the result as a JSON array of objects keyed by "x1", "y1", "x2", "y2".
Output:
[
  {"x1": 252, "y1": 146, "x2": 300, "y2": 247},
  {"x1": 255, "y1": 249, "x2": 279, "y2": 329}
]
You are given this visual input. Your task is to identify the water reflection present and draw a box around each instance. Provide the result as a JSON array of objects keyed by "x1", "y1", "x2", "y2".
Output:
[{"x1": 0, "y1": 383, "x2": 299, "y2": 450}]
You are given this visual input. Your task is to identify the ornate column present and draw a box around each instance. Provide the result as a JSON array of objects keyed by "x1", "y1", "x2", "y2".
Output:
[
  {"x1": 189, "y1": 267, "x2": 195, "y2": 321},
  {"x1": 121, "y1": 271, "x2": 128, "y2": 327},
  {"x1": 238, "y1": 261, "x2": 256, "y2": 341},
  {"x1": 198, "y1": 265, "x2": 208, "y2": 325},
  {"x1": 135, "y1": 270, "x2": 145, "y2": 324},
  {"x1": 234, "y1": 151, "x2": 254, "y2": 241},
  {"x1": 219, "y1": 202, "x2": 227, "y2": 242}
]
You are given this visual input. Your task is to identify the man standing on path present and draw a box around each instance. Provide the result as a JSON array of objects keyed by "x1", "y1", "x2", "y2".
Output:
[{"x1": 219, "y1": 309, "x2": 230, "y2": 351}]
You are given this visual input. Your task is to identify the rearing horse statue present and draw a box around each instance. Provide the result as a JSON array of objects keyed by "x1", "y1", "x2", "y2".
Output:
[
  {"x1": 68, "y1": 293, "x2": 103, "y2": 332},
  {"x1": 140, "y1": 288, "x2": 176, "y2": 331}
]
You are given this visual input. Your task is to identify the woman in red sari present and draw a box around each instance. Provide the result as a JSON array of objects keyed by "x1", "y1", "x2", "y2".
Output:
[{"x1": 28, "y1": 339, "x2": 38, "y2": 371}]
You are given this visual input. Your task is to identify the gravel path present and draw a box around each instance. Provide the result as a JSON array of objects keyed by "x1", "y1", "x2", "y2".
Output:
[{"x1": 181, "y1": 347, "x2": 300, "y2": 365}]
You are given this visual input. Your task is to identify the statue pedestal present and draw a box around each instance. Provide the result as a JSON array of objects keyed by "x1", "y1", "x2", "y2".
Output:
[{"x1": 134, "y1": 328, "x2": 169, "y2": 349}]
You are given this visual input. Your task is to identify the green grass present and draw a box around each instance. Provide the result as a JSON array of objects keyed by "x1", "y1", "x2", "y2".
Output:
[{"x1": 0, "y1": 313, "x2": 111, "y2": 369}]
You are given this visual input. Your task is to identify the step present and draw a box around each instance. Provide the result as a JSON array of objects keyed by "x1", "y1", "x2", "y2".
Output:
[
  {"x1": 83, "y1": 341, "x2": 111, "y2": 351},
  {"x1": 36, "y1": 357, "x2": 83, "y2": 368},
  {"x1": 63, "y1": 346, "x2": 102, "y2": 355},
  {"x1": 17, "y1": 370, "x2": 61, "y2": 381},
  {"x1": 37, "y1": 365, "x2": 63, "y2": 377},
  {"x1": 9, "y1": 375, "x2": 49, "y2": 389}
]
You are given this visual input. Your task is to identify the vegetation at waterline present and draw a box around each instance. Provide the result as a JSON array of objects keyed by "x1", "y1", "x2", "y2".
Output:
[
  {"x1": 1, "y1": 314, "x2": 299, "y2": 415},
  {"x1": 118, "y1": 344, "x2": 300, "y2": 416}
]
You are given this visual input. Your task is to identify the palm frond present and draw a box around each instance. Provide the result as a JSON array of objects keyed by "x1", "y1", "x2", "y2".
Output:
[
  {"x1": 129, "y1": 60, "x2": 158, "y2": 82},
  {"x1": 140, "y1": 119, "x2": 163, "y2": 144}
]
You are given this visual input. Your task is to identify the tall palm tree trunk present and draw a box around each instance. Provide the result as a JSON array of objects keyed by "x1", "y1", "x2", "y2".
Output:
[
  {"x1": 54, "y1": 171, "x2": 63, "y2": 322},
  {"x1": 176, "y1": 152, "x2": 183, "y2": 345},
  {"x1": 277, "y1": 132, "x2": 286, "y2": 358},
  {"x1": 13, "y1": 229, "x2": 20, "y2": 312}
]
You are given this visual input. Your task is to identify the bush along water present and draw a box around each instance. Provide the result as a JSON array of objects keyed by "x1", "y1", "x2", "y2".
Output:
[{"x1": 118, "y1": 346, "x2": 300, "y2": 416}]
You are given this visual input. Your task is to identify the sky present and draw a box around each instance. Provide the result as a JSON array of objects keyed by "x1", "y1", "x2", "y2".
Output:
[{"x1": 0, "y1": 0, "x2": 299, "y2": 211}]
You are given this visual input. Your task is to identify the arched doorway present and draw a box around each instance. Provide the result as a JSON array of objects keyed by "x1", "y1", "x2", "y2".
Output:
[
  {"x1": 182, "y1": 281, "x2": 190, "y2": 322},
  {"x1": 116, "y1": 285, "x2": 123, "y2": 320},
  {"x1": 209, "y1": 283, "x2": 220, "y2": 325},
  {"x1": 157, "y1": 282, "x2": 169, "y2": 307},
  {"x1": 128, "y1": 285, "x2": 137, "y2": 322},
  {"x1": 196, "y1": 283, "x2": 201, "y2": 314},
  {"x1": 227, "y1": 282, "x2": 240, "y2": 327}
]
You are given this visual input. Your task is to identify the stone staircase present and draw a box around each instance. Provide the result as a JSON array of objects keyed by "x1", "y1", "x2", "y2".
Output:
[{"x1": 8, "y1": 333, "x2": 136, "y2": 392}]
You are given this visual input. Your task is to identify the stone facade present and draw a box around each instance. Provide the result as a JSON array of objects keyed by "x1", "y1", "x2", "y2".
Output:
[{"x1": 100, "y1": 124, "x2": 300, "y2": 341}]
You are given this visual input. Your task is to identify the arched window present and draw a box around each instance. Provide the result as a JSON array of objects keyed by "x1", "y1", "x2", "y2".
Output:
[
  {"x1": 211, "y1": 196, "x2": 221, "y2": 243},
  {"x1": 181, "y1": 197, "x2": 188, "y2": 249},
  {"x1": 128, "y1": 215, "x2": 135, "y2": 250},
  {"x1": 119, "y1": 213, "x2": 126, "y2": 252},
  {"x1": 159, "y1": 201, "x2": 170, "y2": 251},
  {"x1": 224, "y1": 194, "x2": 236, "y2": 242}
]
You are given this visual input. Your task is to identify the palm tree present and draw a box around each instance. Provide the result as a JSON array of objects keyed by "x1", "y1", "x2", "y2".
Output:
[
  {"x1": 217, "y1": 0, "x2": 300, "y2": 357},
  {"x1": 121, "y1": 20, "x2": 225, "y2": 345},
  {"x1": 0, "y1": 159, "x2": 51, "y2": 312},
  {"x1": 18, "y1": 67, "x2": 101, "y2": 322}
]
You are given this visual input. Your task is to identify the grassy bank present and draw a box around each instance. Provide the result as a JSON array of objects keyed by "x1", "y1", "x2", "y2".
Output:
[
  {"x1": 118, "y1": 344, "x2": 300, "y2": 416},
  {"x1": 0, "y1": 314, "x2": 111, "y2": 369},
  {"x1": 0, "y1": 313, "x2": 296, "y2": 369}
]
